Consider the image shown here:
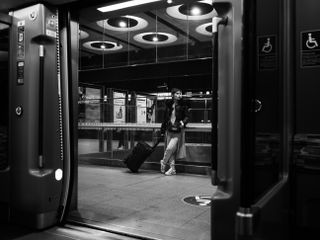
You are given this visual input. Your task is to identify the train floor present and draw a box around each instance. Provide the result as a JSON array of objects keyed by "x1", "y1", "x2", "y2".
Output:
[
  {"x1": 0, "y1": 223, "x2": 138, "y2": 240},
  {"x1": 68, "y1": 164, "x2": 216, "y2": 240}
]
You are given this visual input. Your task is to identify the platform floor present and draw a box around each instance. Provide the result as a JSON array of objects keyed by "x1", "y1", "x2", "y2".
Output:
[{"x1": 69, "y1": 165, "x2": 216, "y2": 240}]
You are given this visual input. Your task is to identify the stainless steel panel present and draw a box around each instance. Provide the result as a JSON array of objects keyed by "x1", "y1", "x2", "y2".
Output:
[{"x1": 9, "y1": 4, "x2": 63, "y2": 229}]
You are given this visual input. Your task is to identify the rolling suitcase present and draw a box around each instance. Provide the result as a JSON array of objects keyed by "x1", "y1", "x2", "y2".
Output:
[{"x1": 124, "y1": 139, "x2": 160, "y2": 173}]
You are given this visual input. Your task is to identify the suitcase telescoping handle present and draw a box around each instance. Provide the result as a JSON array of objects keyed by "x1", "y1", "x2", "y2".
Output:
[
  {"x1": 152, "y1": 137, "x2": 162, "y2": 150},
  {"x1": 152, "y1": 139, "x2": 160, "y2": 150}
]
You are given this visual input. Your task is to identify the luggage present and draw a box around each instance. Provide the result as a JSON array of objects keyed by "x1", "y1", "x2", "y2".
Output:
[{"x1": 124, "y1": 139, "x2": 160, "y2": 173}]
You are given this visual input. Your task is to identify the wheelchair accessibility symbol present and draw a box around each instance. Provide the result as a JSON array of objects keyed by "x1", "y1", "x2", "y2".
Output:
[
  {"x1": 261, "y1": 38, "x2": 272, "y2": 53},
  {"x1": 258, "y1": 35, "x2": 276, "y2": 55},
  {"x1": 306, "y1": 33, "x2": 318, "y2": 49},
  {"x1": 302, "y1": 30, "x2": 320, "y2": 51}
]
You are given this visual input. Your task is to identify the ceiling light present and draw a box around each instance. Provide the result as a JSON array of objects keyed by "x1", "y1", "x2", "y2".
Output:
[
  {"x1": 79, "y1": 30, "x2": 89, "y2": 39},
  {"x1": 191, "y1": 7, "x2": 201, "y2": 16},
  {"x1": 83, "y1": 41, "x2": 123, "y2": 52},
  {"x1": 134, "y1": 32, "x2": 177, "y2": 45},
  {"x1": 97, "y1": 0, "x2": 162, "y2": 13},
  {"x1": 196, "y1": 22, "x2": 213, "y2": 36},
  {"x1": 97, "y1": 15, "x2": 148, "y2": 32},
  {"x1": 166, "y1": 0, "x2": 217, "y2": 21},
  {"x1": 118, "y1": 21, "x2": 127, "y2": 28}
]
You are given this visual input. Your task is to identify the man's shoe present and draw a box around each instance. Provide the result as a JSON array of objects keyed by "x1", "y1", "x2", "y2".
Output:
[{"x1": 165, "y1": 167, "x2": 176, "y2": 176}]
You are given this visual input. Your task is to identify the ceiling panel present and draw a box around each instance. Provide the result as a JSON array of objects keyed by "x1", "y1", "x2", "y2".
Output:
[
  {"x1": 79, "y1": 0, "x2": 216, "y2": 56},
  {"x1": 0, "y1": 0, "x2": 77, "y2": 12}
]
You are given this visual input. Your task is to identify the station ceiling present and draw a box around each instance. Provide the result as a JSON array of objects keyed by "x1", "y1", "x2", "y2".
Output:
[
  {"x1": 1, "y1": 0, "x2": 216, "y2": 65},
  {"x1": 0, "y1": 0, "x2": 77, "y2": 12}
]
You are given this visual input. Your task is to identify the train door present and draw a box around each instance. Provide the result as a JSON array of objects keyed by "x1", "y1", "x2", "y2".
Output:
[
  {"x1": 211, "y1": 0, "x2": 293, "y2": 239},
  {"x1": 0, "y1": 4, "x2": 72, "y2": 229}
]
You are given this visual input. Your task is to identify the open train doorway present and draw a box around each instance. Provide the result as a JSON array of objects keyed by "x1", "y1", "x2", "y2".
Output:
[
  {"x1": 67, "y1": 0, "x2": 218, "y2": 239},
  {"x1": 63, "y1": 0, "x2": 293, "y2": 239}
]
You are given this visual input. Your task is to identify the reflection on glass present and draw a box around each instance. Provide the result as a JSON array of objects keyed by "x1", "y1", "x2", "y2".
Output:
[
  {"x1": 254, "y1": 133, "x2": 280, "y2": 200},
  {"x1": 79, "y1": 0, "x2": 215, "y2": 70},
  {"x1": 252, "y1": 0, "x2": 283, "y2": 201}
]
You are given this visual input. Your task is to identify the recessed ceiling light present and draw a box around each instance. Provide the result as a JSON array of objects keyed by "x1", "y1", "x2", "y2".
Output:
[
  {"x1": 190, "y1": 7, "x2": 201, "y2": 16},
  {"x1": 118, "y1": 21, "x2": 127, "y2": 28},
  {"x1": 97, "y1": 0, "x2": 162, "y2": 13},
  {"x1": 166, "y1": 0, "x2": 217, "y2": 21},
  {"x1": 79, "y1": 30, "x2": 89, "y2": 39},
  {"x1": 83, "y1": 41, "x2": 123, "y2": 52},
  {"x1": 196, "y1": 22, "x2": 213, "y2": 36},
  {"x1": 97, "y1": 15, "x2": 148, "y2": 32},
  {"x1": 134, "y1": 32, "x2": 177, "y2": 45}
]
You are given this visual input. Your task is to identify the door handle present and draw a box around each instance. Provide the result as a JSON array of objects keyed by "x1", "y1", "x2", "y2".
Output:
[{"x1": 38, "y1": 45, "x2": 45, "y2": 168}]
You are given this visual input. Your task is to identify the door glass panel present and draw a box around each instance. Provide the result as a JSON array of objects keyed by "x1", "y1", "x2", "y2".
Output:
[
  {"x1": 0, "y1": 22, "x2": 9, "y2": 170},
  {"x1": 253, "y1": 0, "x2": 283, "y2": 201}
]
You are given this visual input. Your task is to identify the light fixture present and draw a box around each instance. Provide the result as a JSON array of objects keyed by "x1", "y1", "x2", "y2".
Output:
[
  {"x1": 134, "y1": 32, "x2": 177, "y2": 45},
  {"x1": 196, "y1": 22, "x2": 212, "y2": 36},
  {"x1": 166, "y1": 0, "x2": 217, "y2": 21},
  {"x1": 118, "y1": 20, "x2": 127, "y2": 28},
  {"x1": 97, "y1": 15, "x2": 148, "y2": 32},
  {"x1": 97, "y1": 0, "x2": 162, "y2": 13},
  {"x1": 190, "y1": 7, "x2": 201, "y2": 16},
  {"x1": 79, "y1": 30, "x2": 89, "y2": 39},
  {"x1": 83, "y1": 41, "x2": 123, "y2": 52}
]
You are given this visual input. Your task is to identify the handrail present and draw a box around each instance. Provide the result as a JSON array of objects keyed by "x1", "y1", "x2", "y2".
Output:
[{"x1": 78, "y1": 122, "x2": 211, "y2": 132}]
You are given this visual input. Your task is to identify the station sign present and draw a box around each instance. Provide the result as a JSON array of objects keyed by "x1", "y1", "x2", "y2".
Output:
[
  {"x1": 136, "y1": 95, "x2": 147, "y2": 124},
  {"x1": 113, "y1": 91, "x2": 126, "y2": 123}
]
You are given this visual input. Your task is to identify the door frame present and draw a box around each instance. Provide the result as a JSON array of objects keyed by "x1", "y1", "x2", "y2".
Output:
[{"x1": 0, "y1": 12, "x2": 12, "y2": 222}]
